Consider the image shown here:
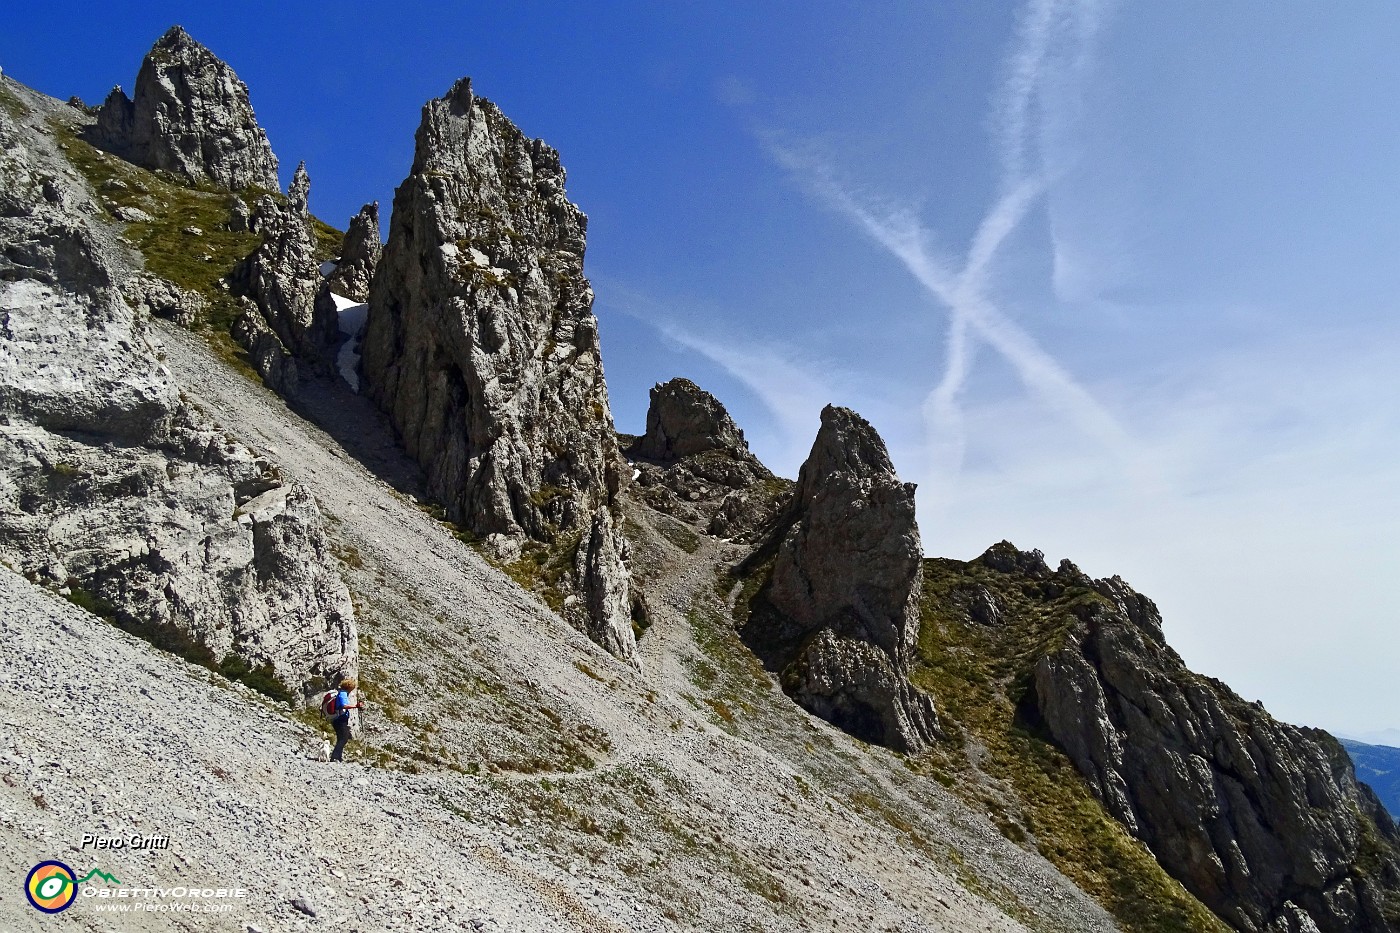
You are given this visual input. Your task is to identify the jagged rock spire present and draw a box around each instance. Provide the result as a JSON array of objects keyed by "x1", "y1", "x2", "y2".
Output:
[
  {"x1": 229, "y1": 162, "x2": 336, "y2": 397},
  {"x1": 88, "y1": 25, "x2": 279, "y2": 191},
  {"x1": 740, "y1": 405, "x2": 939, "y2": 753},
  {"x1": 325, "y1": 201, "x2": 382, "y2": 303},
  {"x1": 360, "y1": 77, "x2": 634, "y2": 664}
]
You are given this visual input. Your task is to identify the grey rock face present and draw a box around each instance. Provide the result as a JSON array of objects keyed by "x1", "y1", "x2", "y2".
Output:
[
  {"x1": 88, "y1": 26, "x2": 279, "y2": 191},
  {"x1": 635, "y1": 377, "x2": 750, "y2": 461},
  {"x1": 325, "y1": 201, "x2": 381, "y2": 303},
  {"x1": 359, "y1": 78, "x2": 633, "y2": 663},
  {"x1": 0, "y1": 81, "x2": 355, "y2": 699},
  {"x1": 1031, "y1": 578, "x2": 1400, "y2": 933},
  {"x1": 625, "y1": 378, "x2": 781, "y2": 542},
  {"x1": 229, "y1": 162, "x2": 336, "y2": 396},
  {"x1": 740, "y1": 405, "x2": 938, "y2": 753},
  {"x1": 120, "y1": 271, "x2": 207, "y2": 325}
]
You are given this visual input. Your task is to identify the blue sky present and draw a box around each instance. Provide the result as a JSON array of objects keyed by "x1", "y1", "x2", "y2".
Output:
[{"x1": 6, "y1": 2, "x2": 1400, "y2": 738}]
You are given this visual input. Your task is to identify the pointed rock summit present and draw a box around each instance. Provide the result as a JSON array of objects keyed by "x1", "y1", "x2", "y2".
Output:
[
  {"x1": 89, "y1": 25, "x2": 279, "y2": 191},
  {"x1": 360, "y1": 78, "x2": 634, "y2": 662},
  {"x1": 740, "y1": 405, "x2": 939, "y2": 753},
  {"x1": 325, "y1": 201, "x2": 382, "y2": 303},
  {"x1": 625, "y1": 378, "x2": 780, "y2": 540},
  {"x1": 635, "y1": 377, "x2": 753, "y2": 462}
]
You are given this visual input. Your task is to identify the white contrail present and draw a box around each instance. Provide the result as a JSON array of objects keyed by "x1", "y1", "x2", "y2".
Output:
[
  {"x1": 996, "y1": 0, "x2": 1062, "y2": 187},
  {"x1": 764, "y1": 0, "x2": 1126, "y2": 490},
  {"x1": 598, "y1": 285, "x2": 837, "y2": 475}
]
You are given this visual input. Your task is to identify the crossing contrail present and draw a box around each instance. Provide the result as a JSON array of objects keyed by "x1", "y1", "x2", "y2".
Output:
[{"x1": 763, "y1": 0, "x2": 1130, "y2": 493}]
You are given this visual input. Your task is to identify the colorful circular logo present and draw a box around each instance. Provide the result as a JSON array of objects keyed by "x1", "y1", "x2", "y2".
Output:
[{"x1": 25, "y1": 861, "x2": 77, "y2": 913}]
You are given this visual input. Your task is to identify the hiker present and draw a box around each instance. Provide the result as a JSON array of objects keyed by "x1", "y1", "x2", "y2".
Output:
[{"x1": 328, "y1": 677, "x2": 363, "y2": 762}]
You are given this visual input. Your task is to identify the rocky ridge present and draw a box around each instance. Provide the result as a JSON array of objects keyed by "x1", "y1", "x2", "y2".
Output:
[
  {"x1": 87, "y1": 25, "x2": 279, "y2": 192},
  {"x1": 916, "y1": 544, "x2": 1400, "y2": 933},
  {"x1": 360, "y1": 77, "x2": 634, "y2": 663},
  {"x1": 624, "y1": 377, "x2": 784, "y2": 543},
  {"x1": 0, "y1": 74, "x2": 354, "y2": 700},
  {"x1": 736, "y1": 405, "x2": 940, "y2": 754},
  {"x1": 1030, "y1": 562, "x2": 1400, "y2": 933}
]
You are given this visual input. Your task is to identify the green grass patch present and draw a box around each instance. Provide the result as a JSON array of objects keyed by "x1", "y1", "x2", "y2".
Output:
[
  {"x1": 911, "y1": 556, "x2": 1231, "y2": 933},
  {"x1": 0, "y1": 82, "x2": 30, "y2": 119},
  {"x1": 498, "y1": 531, "x2": 582, "y2": 613},
  {"x1": 51, "y1": 119, "x2": 343, "y2": 344},
  {"x1": 63, "y1": 577, "x2": 295, "y2": 704},
  {"x1": 217, "y1": 653, "x2": 293, "y2": 703},
  {"x1": 310, "y1": 216, "x2": 343, "y2": 262},
  {"x1": 655, "y1": 515, "x2": 702, "y2": 554}
]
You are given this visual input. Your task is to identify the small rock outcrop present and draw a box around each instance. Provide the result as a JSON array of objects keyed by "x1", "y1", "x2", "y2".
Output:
[
  {"x1": 359, "y1": 78, "x2": 634, "y2": 663},
  {"x1": 0, "y1": 79, "x2": 354, "y2": 699},
  {"x1": 738, "y1": 405, "x2": 938, "y2": 753},
  {"x1": 229, "y1": 162, "x2": 337, "y2": 397},
  {"x1": 324, "y1": 201, "x2": 381, "y2": 302},
  {"x1": 120, "y1": 272, "x2": 207, "y2": 326},
  {"x1": 88, "y1": 26, "x2": 278, "y2": 191},
  {"x1": 635, "y1": 377, "x2": 751, "y2": 461},
  {"x1": 624, "y1": 378, "x2": 781, "y2": 541},
  {"x1": 1029, "y1": 570, "x2": 1400, "y2": 932}
]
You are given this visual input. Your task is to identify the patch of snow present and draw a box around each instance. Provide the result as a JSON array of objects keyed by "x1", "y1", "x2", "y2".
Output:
[
  {"x1": 440, "y1": 243, "x2": 459, "y2": 261},
  {"x1": 319, "y1": 259, "x2": 338, "y2": 278},
  {"x1": 469, "y1": 247, "x2": 490, "y2": 267},
  {"x1": 330, "y1": 292, "x2": 368, "y2": 392},
  {"x1": 631, "y1": 468, "x2": 641, "y2": 481},
  {"x1": 331, "y1": 293, "x2": 367, "y2": 335}
]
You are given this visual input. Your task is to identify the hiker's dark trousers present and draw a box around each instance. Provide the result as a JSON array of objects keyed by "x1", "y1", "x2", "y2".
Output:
[{"x1": 331, "y1": 715, "x2": 351, "y2": 762}]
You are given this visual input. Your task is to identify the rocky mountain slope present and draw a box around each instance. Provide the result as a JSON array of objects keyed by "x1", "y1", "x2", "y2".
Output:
[
  {"x1": 2, "y1": 24, "x2": 1398, "y2": 933},
  {"x1": 0, "y1": 72, "x2": 354, "y2": 702}
]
